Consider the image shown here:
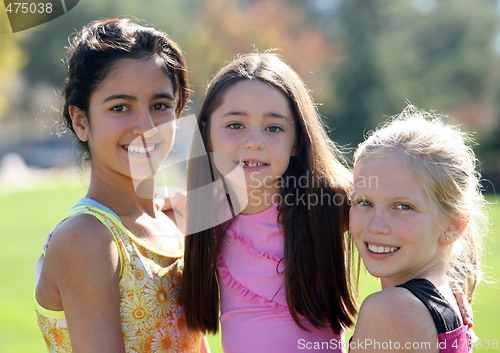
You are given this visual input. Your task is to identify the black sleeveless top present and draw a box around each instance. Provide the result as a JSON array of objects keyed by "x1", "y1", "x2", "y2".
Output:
[
  {"x1": 349, "y1": 278, "x2": 471, "y2": 353},
  {"x1": 395, "y1": 278, "x2": 462, "y2": 334}
]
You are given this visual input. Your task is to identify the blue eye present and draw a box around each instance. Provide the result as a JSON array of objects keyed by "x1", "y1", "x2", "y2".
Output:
[
  {"x1": 112, "y1": 105, "x2": 129, "y2": 112},
  {"x1": 396, "y1": 203, "x2": 412, "y2": 210},
  {"x1": 355, "y1": 200, "x2": 372, "y2": 207},
  {"x1": 266, "y1": 125, "x2": 283, "y2": 133},
  {"x1": 227, "y1": 123, "x2": 244, "y2": 130}
]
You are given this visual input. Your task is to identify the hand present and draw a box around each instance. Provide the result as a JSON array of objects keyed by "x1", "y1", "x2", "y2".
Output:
[
  {"x1": 156, "y1": 192, "x2": 187, "y2": 232},
  {"x1": 155, "y1": 192, "x2": 187, "y2": 215},
  {"x1": 450, "y1": 281, "x2": 473, "y2": 328}
]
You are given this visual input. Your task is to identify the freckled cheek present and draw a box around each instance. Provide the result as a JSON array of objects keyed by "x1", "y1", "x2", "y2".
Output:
[{"x1": 392, "y1": 222, "x2": 417, "y2": 243}]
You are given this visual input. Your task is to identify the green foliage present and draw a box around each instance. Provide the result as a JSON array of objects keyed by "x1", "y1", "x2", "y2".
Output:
[
  {"x1": 12, "y1": 0, "x2": 500, "y2": 165},
  {"x1": 327, "y1": 0, "x2": 500, "y2": 151},
  {"x1": 18, "y1": 0, "x2": 193, "y2": 88},
  {"x1": 0, "y1": 12, "x2": 27, "y2": 118}
]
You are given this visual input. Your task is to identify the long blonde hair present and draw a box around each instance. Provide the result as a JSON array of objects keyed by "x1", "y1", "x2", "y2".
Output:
[{"x1": 353, "y1": 104, "x2": 487, "y2": 303}]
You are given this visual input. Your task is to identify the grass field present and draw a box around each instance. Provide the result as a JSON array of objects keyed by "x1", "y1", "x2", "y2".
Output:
[{"x1": 0, "y1": 183, "x2": 498, "y2": 352}]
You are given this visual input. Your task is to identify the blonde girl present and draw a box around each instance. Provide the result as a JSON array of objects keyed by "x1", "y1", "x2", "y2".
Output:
[{"x1": 349, "y1": 104, "x2": 486, "y2": 353}]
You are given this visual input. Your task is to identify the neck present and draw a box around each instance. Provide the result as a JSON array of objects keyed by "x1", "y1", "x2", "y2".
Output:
[
  {"x1": 85, "y1": 166, "x2": 157, "y2": 218},
  {"x1": 380, "y1": 261, "x2": 448, "y2": 290},
  {"x1": 241, "y1": 188, "x2": 279, "y2": 215}
]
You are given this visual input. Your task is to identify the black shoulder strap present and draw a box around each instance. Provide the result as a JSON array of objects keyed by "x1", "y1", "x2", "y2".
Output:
[{"x1": 396, "y1": 278, "x2": 461, "y2": 334}]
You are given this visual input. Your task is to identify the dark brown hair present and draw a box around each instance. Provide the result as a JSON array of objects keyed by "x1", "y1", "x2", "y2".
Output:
[
  {"x1": 61, "y1": 18, "x2": 189, "y2": 160},
  {"x1": 183, "y1": 53, "x2": 357, "y2": 335}
]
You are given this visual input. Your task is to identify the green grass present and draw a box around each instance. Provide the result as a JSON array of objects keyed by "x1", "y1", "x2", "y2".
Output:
[
  {"x1": 0, "y1": 184, "x2": 88, "y2": 352},
  {"x1": 0, "y1": 185, "x2": 498, "y2": 352}
]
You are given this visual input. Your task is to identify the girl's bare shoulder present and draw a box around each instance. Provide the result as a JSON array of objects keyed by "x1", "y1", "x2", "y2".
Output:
[
  {"x1": 47, "y1": 213, "x2": 116, "y2": 252},
  {"x1": 351, "y1": 287, "x2": 438, "y2": 352},
  {"x1": 44, "y1": 213, "x2": 120, "y2": 283},
  {"x1": 361, "y1": 287, "x2": 438, "y2": 329}
]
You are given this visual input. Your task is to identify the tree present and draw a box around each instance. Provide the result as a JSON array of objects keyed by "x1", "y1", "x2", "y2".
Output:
[
  {"x1": 0, "y1": 15, "x2": 27, "y2": 119},
  {"x1": 323, "y1": 0, "x2": 500, "y2": 155},
  {"x1": 182, "y1": 0, "x2": 340, "y2": 111}
]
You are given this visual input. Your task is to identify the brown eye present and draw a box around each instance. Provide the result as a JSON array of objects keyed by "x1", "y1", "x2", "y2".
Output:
[
  {"x1": 112, "y1": 105, "x2": 129, "y2": 112},
  {"x1": 227, "y1": 123, "x2": 244, "y2": 130},
  {"x1": 266, "y1": 125, "x2": 283, "y2": 133},
  {"x1": 152, "y1": 103, "x2": 168, "y2": 110}
]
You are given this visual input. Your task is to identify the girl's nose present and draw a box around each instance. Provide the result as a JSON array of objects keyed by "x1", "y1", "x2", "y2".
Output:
[
  {"x1": 133, "y1": 108, "x2": 158, "y2": 137},
  {"x1": 243, "y1": 131, "x2": 264, "y2": 150},
  {"x1": 367, "y1": 209, "x2": 390, "y2": 235}
]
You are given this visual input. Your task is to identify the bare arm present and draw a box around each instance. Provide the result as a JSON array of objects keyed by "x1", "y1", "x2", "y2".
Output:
[
  {"x1": 43, "y1": 214, "x2": 125, "y2": 352},
  {"x1": 350, "y1": 289, "x2": 438, "y2": 353},
  {"x1": 200, "y1": 335, "x2": 211, "y2": 353}
]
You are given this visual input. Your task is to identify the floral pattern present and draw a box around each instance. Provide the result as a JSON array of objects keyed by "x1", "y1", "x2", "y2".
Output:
[{"x1": 36, "y1": 206, "x2": 201, "y2": 352}]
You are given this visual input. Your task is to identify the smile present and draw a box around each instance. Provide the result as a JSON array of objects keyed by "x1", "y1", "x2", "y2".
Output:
[
  {"x1": 124, "y1": 143, "x2": 159, "y2": 154},
  {"x1": 367, "y1": 243, "x2": 400, "y2": 254},
  {"x1": 239, "y1": 160, "x2": 268, "y2": 167}
]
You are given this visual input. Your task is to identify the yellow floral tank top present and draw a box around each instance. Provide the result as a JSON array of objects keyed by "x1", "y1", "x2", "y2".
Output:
[{"x1": 35, "y1": 204, "x2": 202, "y2": 352}]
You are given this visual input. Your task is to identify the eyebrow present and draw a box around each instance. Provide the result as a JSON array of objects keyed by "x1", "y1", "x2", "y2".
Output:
[
  {"x1": 102, "y1": 93, "x2": 174, "y2": 104},
  {"x1": 222, "y1": 111, "x2": 290, "y2": 120}
]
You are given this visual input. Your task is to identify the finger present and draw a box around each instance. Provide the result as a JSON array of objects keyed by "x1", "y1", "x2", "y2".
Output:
[
  {"x1": 449, "y1": 280, "x2": 474, "y2": 328},
  {"x1": 164, "y1": 198, "x2": 173, "y2": 211},
  {"x1": 460, "y1": 305, "x2": 474, "y2": 328}
]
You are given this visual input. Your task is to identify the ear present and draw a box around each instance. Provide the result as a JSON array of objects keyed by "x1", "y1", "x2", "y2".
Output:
[
  {"x1": 440, "y1": 212, "x2": 470, "y2": 245},
  {"x1": 68, "y1": 105, "x2": 89, "y2": 142}
]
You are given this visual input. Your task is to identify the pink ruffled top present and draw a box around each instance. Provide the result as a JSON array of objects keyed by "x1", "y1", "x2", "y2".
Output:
[{"x1": 217, "y1": 203, "x2": 344, "y2": 353}]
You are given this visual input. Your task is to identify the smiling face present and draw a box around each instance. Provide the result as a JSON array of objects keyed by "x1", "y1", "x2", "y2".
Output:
[
  {"x1": 209, "y1": 79, "x2": 298, "y2": 212},
  {"x1": 73, "y1": 57, "x2": 176, "y2": 181},
  {"x1": 349, "y1": 156, "x2": 450, "y2": 288}
]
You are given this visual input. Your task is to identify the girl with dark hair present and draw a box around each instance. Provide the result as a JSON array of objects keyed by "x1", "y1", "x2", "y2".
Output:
[
  {"x1": 34, "y1": 18, "x2": 209, "y2": 352},
  {"x1": 182, "y1": 52, "x2": 357, "y2": 352}
]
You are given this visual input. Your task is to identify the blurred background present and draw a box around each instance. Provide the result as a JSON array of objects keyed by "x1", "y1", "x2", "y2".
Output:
[{"x1": 0, "y1": 0, "x2": 499, "y2": 351}]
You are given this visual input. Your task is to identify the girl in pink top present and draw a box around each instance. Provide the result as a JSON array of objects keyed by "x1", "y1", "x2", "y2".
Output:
[
  {"x1": 182, "y1": 53, "x2": 357, "y2": 352},
  {"x1": 348, "y1": 104, "x2": 485, "y2": 353}
]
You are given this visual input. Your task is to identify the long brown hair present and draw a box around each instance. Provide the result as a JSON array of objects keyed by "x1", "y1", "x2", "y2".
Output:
[{"x1": 183, "y1": 53, "x2": 357, "y2": 335}]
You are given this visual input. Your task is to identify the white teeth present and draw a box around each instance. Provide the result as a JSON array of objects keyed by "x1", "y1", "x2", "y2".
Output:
[
  {"x1": 239, "y1": 160, "x2": 266, "y2": 167},
  {"x1": 126, "y1": 144, "x2": 157, "y2": 154},
  {"x1": 367, "y1": 244, "x2": 399, "y2": 254}
]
